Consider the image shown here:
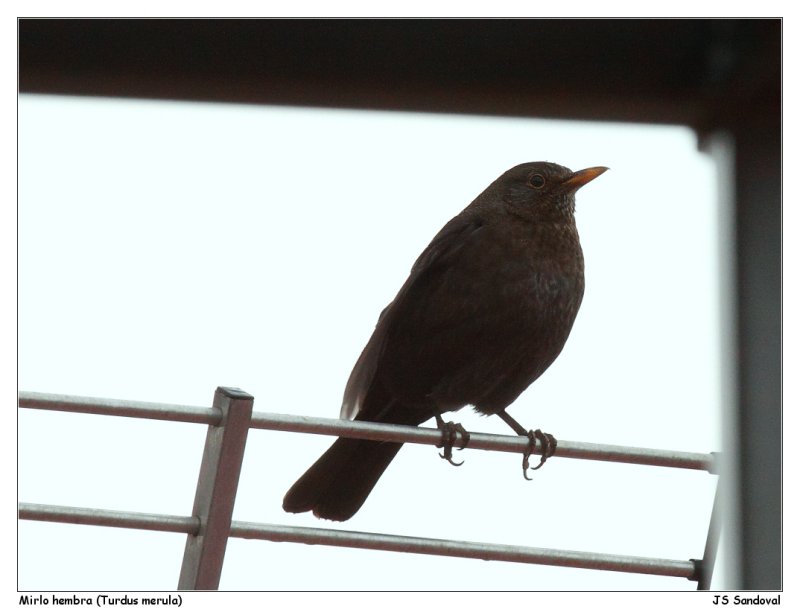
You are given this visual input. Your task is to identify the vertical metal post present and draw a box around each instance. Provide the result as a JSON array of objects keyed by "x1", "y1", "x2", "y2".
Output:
[
  {"x1": 731, "y1": 115, "x2": 782, "y2": 590},
  {"x1": 178, "y1": 387, "x2": 253, "y2": 590},
  {"x1": 702, "y1": 98, "x2": 781, "y2": 589},
  {"x1": 695, "y1": 477, "x2": 724, "y2": 590}
]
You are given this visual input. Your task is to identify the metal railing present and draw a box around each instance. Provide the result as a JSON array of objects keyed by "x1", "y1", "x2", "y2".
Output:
[{"x1": 18, "y1": 388, "x2": 722, "y2": 590}]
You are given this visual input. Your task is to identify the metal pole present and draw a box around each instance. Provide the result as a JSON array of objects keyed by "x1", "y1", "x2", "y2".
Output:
[
  {"x1": 694, "y1": 478, "x2": 725, "y2": 590},
  {"x1": 250, "y1": 411, "x2": 717, "y2": 473},
  {"x1": 177, "y1": 387, "x2": 253, "y2": 590},
  {"x1": 18, "y1": 503, "x2": 696, "y2": 580},
  {"x1": 18, "y1": 391, "x2": 221, "y2": 425},
  {"x1": 230, "y1": 520, "x2": 697, "y2": 579},
  {"x1": 19, "y1": 502, "x2": 198, "y2": 534},
  {"x1": 19, "y1": 391, "x2": 717, "y2": 472}
]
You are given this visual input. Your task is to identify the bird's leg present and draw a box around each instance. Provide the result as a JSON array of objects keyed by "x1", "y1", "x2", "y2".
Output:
[
  {"x1": 496, "y1": 411, "x2": 557, "y2": 480},
  {"x1": 435, "y1": 415, "x2": 471, "y2": 467}
]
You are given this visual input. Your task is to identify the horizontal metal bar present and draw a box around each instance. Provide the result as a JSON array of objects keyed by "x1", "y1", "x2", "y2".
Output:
[
  {"x1": 18, "y1": 391, "x2": 222, "y2": 425},
  {"x1": 251, "y1": 412, "x2": 718, "y2": 473},
  {"x1": 231, "y1": 521, "x2": 696, "y2": 579},
  {"x1": 19, "y1": 391, "x2": 717, "y2": 472},
  {"x1": 18, "y1": 503, "x2": 696, "y2": 580},
  {"x1": 19, "y1": 503, "x2": 199, "y2": 534}
]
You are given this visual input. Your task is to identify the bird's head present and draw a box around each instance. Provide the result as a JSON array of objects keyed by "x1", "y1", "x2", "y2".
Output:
[{"x1": 489, "y1": 162, "x2": 607, "y2": 222}]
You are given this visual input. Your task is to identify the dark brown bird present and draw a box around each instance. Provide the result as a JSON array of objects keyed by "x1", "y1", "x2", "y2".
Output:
[{"x1": 283, "y1": 161, "x2": 607, "y2": 521}]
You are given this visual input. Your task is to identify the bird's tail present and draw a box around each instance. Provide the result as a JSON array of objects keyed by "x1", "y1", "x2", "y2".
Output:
[{"x1": 282, "y1": 436, "x2": 403, "y2": 521}]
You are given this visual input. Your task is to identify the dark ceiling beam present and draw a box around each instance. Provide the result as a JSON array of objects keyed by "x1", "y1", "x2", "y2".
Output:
[{"x1": 18, "y1": 19, "x2": 778, "y2": 129}]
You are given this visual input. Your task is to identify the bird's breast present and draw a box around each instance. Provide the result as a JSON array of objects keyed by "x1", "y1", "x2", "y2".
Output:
[
  {"x1": 373, "y1": 217, "x2": 586, "y2": 413},
  {"x1": 480, "y1": 220, "x2": 584, "y2": 309}
]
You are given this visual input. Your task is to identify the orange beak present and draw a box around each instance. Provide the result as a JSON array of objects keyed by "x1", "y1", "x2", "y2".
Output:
[{"x1": 562, "y1": 166, "x2": 608, "y2": 191}]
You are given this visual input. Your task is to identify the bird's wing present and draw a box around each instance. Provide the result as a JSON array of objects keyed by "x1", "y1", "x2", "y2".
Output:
[
  {"x1": 407, "y1": 214, "x2": 487, "y2": 279},
  {"x1": 340, "y1": 214, "x2": 487, "y2": 421}
]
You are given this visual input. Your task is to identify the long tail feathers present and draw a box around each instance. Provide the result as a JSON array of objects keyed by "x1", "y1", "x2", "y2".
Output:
[{"x1": 282, "y1": 437, "x2": 403, "y2": 521}]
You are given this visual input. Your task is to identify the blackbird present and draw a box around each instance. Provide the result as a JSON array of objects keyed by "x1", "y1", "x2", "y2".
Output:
[{"x1": 283, "y1": 161, "x2": 607, "y2": 521}]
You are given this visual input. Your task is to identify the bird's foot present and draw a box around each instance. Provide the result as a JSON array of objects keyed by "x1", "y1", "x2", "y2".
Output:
[
  {"x1": 435, "y1": 415, "x2": 471, "y2": 466},
  {"x1": 521, "y1": 429, "x2": 557, "y2": 480}
]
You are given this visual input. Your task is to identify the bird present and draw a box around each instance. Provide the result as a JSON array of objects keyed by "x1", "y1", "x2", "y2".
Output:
[{"x1": 283, "y1": 161, "x2": 607, "y2": 521}]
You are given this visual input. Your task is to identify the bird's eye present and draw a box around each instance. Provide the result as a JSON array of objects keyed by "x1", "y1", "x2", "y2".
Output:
[{"x1": 529, "y1": 174, "x2": 546, "y2": 189}]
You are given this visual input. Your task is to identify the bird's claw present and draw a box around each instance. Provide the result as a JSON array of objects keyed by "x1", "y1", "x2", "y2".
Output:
[
  {"x1": 435, "y1": 418, "x2": 471, "y2": 467},
  {"x1": 521, "y1": 429, "x2": 557, "y2": 480}
]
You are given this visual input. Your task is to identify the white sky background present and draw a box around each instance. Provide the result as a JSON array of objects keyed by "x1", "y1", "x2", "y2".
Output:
[{"x1": 18, "y1": 94, "x2": 723, "y2": 591}]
